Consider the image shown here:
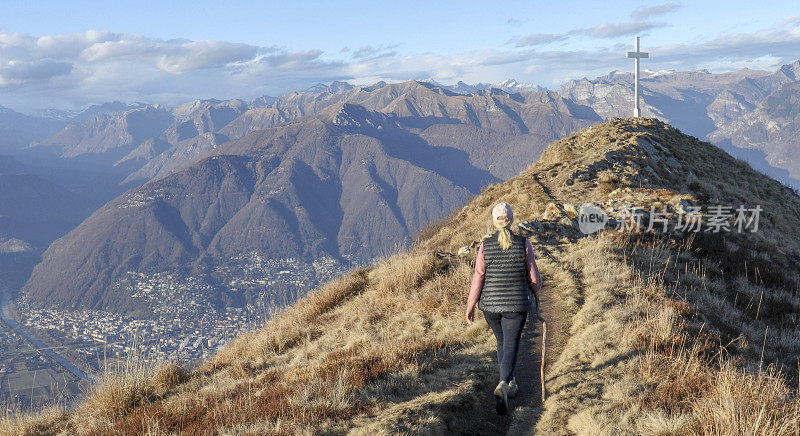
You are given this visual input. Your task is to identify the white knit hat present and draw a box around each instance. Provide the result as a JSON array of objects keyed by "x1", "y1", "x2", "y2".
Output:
[{"x1": 492, "y1": 202, "x2": 513, "y2": 222}]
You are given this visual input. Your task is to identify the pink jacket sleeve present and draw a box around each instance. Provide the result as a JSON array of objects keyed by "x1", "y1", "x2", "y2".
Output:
[
  {"x1": 525, "y1": 239, "x2": 543, "y2": 295},
  {"x1": 466, "y1": 242, "x2": 485, "y2": 310}
]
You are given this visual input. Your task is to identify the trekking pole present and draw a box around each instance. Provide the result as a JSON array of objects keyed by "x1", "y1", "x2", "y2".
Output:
[{"x1": 535, "y1": 292, "x2": 546, "y2": 403}]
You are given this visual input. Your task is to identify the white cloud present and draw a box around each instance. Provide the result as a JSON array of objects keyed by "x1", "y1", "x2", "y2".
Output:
[
  {"x1": 38, "y1": 31, "x2": 116, "y2": 59},
  {"x1": 514, "y1": 33, "x2": 567, "y2": 47},
  {"x1": 0, "y1": 59, "x2": 73, "y2": 86},
  {"x1": 75, "y1": 36, "x2": 259, "y2": 73},
  {"x1": 631, "y1": 3, "x2": 681, "y2": 20},
  {"x1": 511, "y1": 20, "x2": 666, "y2": 48},
  {"x1": 353, "y1": 21, "x2": 800, "y2": 89},
  {"x1": 349, "y1": 45, "x2": 400, "y2": 60},
  {"x1": 778, "y1": 14, "x2": 800, "y2": 28},
  {"x1": 579, "y1": 21, "x2": 667, "y2": 38},
  {"x1": 155, "y1": 40, "x2": 259, "y2": 73},
  {"x1": 652, "y1": 28, "x2": 800, "y2": 68},
  {"x1": 1, "y1": 22, "x2": 799, "y2": 112},
  {"x1": 259, "y1": 49, "x2": 326, "y2": 69},
  {"x1": 0, "y1": 30, "x2": 346, "y2": 111},
  {"x1": 80, "y1": 38, "x2": 149, "y2": 62}
]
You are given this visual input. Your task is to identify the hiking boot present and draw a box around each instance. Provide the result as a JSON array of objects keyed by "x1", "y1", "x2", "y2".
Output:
[
  {"x1": 494, "y1": 380, "x2": 509, "y2": 415},
  {"x1": 508, "y1": 377, "x2": 519, "y2": 398}
]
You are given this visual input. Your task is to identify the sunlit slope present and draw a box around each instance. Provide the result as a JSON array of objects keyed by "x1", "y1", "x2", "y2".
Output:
[{"x1": 4, "y1": 118, "x2": 800, "y2": 435}]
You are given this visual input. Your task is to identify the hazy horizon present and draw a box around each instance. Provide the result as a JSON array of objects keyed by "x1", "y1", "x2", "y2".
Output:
[
  {"x1": 3, "y1": 58, "x2": 798, "y2": 117},
  {"x1": 1, "y1": 0, "x2": 799, "y2": 112}
]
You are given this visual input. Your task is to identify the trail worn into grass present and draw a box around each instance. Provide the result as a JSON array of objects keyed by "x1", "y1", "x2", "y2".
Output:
[
  {"x1": 343, "y1": 238, "x2": 579, "y2": 436},
  {"x1": 501, "y1": 240, "x2": 584, "y2": 435}
]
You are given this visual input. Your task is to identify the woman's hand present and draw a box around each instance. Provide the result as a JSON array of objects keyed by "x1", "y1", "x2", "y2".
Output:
[{"x1": 466, "y1": 306, "x2": 475, "y2": 326}]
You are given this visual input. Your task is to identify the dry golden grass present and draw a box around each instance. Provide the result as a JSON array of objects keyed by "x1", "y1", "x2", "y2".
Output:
[
  {"x1": 532, "y1": 231, "x2": 800, "y2": 436},
  {"x1": 691, "y1": 363, "x2": 800, "y2": 435},
  {"x1": 149, "y1": 362, "x2": 190, "y2": 397},
  {"x1": 0, "y1": 407, "x2": 68, "y2": 436},
  {"x1": 514, "y1": 116, "x2": 800, "y2": 433},
  {"x1": 5, "y1": 118, "x2": 800, "y2": 434},
  {"x1": 72, "y1": 369, "x2": 150, "y2": 433},
  {"x1": 17, "y1": 251, "x2": 503, "y2": 435}
]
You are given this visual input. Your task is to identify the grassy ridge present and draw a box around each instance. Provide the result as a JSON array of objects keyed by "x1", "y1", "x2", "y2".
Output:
[{"x1": 4, "y1": 118, "x2": 800, "y2": 434}]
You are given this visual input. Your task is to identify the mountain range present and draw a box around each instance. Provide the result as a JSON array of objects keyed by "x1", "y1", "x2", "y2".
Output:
[
  {"x1": 423, "y1": 78, "x2": 548, "y2": 95},
  {"x1": 20, "y1": 82, "x2": 599, "y2": 312},
  {"x1": 0, "y1": 105, "x2": 65, "y2": 154},
  {"x1": 3, "y1": 60, "x2": 800, "y2": 315},
  {"x1": 0, "y1": 155, "x2": 94, "y2": 290},
  {"x1": 559, "y1": 60, "x2": 800, "y2": 186}
]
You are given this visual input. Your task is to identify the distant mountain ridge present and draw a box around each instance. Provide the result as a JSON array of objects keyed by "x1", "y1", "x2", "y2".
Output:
[
  {"x1": 21, "y1": 82, "x2": 600, "y2": 313},
  {"x1": 21, "y1": 60, "x2": 800, "y2": 189},
  {"x1": 0, "y1": 154, "x2": 94, "y2": 252},
  {"x1": 27, "y1": 79, "x2": 595, "y2": 188},
  {"x1": 0, "y1": 159, "x2": 94, "y2": 289},
  {"x1": 13, "y1": 60, "x2": 800, "y2": 315},
  {"x1": 422, "y1": 78, "x2": 547, "y2": 94},
  {"x1": 709, "y1": 79, "x2": 800, "y2": 183},
  {"x1": 0, "y1": 105, "x2": 66, "y2": 154},
  {"x1": 558, "y1": 60, "x2": 800, "y2": 187}
]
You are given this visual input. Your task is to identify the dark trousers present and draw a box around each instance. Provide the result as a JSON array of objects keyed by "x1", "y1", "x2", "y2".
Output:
[{"x1": 483, "y1": 311, "x2": 527, "y2": 383}]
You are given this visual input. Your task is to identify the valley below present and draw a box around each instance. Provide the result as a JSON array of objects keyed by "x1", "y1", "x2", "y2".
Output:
[{"x1": 0, "y1": 284, "x2": 88, "y2": 411}]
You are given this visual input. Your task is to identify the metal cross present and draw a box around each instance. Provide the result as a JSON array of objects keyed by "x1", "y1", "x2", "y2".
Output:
[{"x1": 626, "y1": 36, "x2": 649, "y2": 117}]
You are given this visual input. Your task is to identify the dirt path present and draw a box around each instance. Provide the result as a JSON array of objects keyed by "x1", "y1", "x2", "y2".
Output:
[
  {"x1": 508, "y1": 300, "x2": 546, "y2": 410},
  {"x1": 496, "y1": 240, "x2": 583, "y2": 434}
]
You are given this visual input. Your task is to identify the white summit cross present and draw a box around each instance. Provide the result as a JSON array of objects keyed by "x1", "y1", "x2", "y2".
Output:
[{"x1": 626, "y1": 36, "x2": 649, "y2": 117}]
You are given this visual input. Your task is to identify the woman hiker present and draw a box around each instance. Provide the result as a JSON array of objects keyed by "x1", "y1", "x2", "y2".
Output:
[{"x1": 465, "y1": 202, "x2": 543, "y2": 415}]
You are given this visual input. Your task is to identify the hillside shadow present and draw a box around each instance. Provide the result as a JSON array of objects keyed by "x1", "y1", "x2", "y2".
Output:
[
  {"x1": 715, "y1": 139, "x2": 800, "y2": 189},
  {"x1": 0, "y1": 252, "x2": 39, "y2": 295},
  {"x1": 645, "y1": 89, "x2": 717, "y2": 139},
  {"x1": 396, "y1": 116, "x2": 462, "y2": 129},
  {"x1": 363, "y1": 162, "x2": 409, "y2": 235},
  {"x1": 365, "y1": 341, "x2": 539, "y2": 435},
  {"x1": 490, "y1": 99, "x2": 530, "y2": 134},
  {"x1": 287, "y1": 160, "x2": 345, "y2": 258},
  {"x1": 13, "y1": 146, "x2": 133, "y2": 204},
  {"x1": 564, "y1": 101, "x2": 604, "y2": 121},
  {"x1": 512, "y1": 314, "x2": 545, "y2": 408},
  {"x1": 373, "y1": 128, "x2": 500, "y2": 194}
]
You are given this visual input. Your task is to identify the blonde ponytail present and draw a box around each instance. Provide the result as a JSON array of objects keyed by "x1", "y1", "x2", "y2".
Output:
[{"x1": 493, "y1": 215, "x2": 512, "y2": 250}]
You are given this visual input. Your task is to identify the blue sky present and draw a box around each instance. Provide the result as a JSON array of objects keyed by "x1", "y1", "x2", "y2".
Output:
[{"x1": 1, "y1": 0, "x2": 799, "y2": 111}]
